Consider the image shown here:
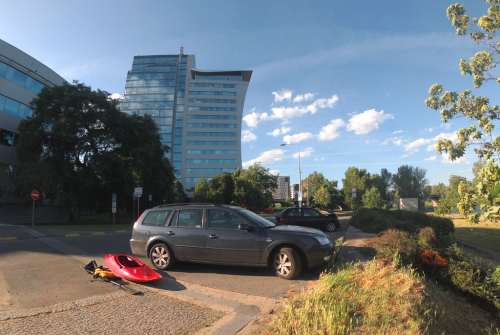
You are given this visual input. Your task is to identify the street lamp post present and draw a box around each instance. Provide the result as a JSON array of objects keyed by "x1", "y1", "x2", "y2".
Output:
[{"x1": 281, "y1": 143, "x2": 302, "y2": 207}]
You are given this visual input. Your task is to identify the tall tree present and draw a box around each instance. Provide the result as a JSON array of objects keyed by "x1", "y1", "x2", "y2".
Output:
[
  {"x1": 303, "y1": 171, "x2": 326, "y2": 200},
  {"x1": 362, "y1": 187, "x2": 385, "y2": 209},
  {"x1": 172, "y1": 180, "x2": 187, "y2": 203},
  {"x1": 194, "y1": 177, "x2": 209, "y2": 203},
  {"x1": 313, "y1": 186, "x2": 331, "y2": 210},
  {"x1": 208, "y1": 172, "x2": 234, "y2": 204},
  {"x1": 436, "y1": 175, "x2": 468, "y2": 215},
  {"x1": 342, "y1": 167, "x2": 371, "y2": 208},
  {"x1": 238, "y1": 163, "x2": 277, "y2": 209},
  {"x1": 431, "y1": 183, "x2": 448, "y2": 195},
  {"x1": 392, "y1": 165, "x2": 428, "y2": 199},
  {"x1": 425, "y1": 1, "x2": 500, "y2": 223},
  {"x1": 15, "y1": 82, "x2": 175, "y2": 214}
]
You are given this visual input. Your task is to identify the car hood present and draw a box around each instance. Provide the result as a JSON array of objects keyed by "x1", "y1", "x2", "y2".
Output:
[{"x1": 267, "y1": 225, "x2": 328, "y2": 237}]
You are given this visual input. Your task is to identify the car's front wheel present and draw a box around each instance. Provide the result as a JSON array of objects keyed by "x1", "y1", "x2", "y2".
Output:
[
  {"x1": 325, "y1": 221, "x2": 338, "y2": 232},
  {"x1": 150, "y1": 242, "x2": 176, "y2": 270},
  {"x1": 273, "y1": 247, "x2": 302, "y2": 279}
]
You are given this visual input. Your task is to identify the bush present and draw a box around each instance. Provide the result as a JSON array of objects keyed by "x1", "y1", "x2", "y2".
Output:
[
  {"x1": 376, "y1": 229, "x2": 419, "y2": 265},
  {"x1": 350, "y1": 208, "x2": 454, "y2": 245}
]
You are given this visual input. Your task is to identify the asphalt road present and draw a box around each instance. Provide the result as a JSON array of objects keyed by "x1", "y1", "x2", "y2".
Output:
[{"x1": 0, "y1": 215, "x2": 348, "y2": 311}]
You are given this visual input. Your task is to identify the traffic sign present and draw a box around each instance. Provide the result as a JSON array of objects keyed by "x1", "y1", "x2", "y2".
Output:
[
  {"x1": 149, "y1": 194, "x2": 152, "y2": 201},
  {"x1": 134, "y1": 187, "x2": 143, "y2": 195},
  {"x1": 31, "y1": 190, "x2": 39, "y2": 200},
  {"x1": 351, "y1": 187, "x2": 357, "y2": 194}
]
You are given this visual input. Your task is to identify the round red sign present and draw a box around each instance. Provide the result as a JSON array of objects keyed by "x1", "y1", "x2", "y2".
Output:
[
  {"x1": 31, "y1": 190, "x2": 39, "y2": 200},
  {"x1": 351, "y1": 187, "x2": 357, "y2": 193}
]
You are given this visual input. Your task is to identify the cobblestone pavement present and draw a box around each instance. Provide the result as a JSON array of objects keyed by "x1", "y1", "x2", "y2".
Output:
[{"x1": 0, "y1": 291, "x2": 221, "y2": 335}]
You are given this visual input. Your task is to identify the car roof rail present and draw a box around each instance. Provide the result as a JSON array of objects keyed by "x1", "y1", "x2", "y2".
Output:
[{"x1": 154, "y1": 203, "x2": 219, "y2": 208}]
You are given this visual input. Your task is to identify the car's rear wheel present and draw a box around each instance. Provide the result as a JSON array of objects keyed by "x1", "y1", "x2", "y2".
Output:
[
  {"x1": 325, "y1": 221, "x2": 338, "y2": 232},
  {"x1": 273, "y1": 247, "x2": 302, "y2": 279},
  {"x1": 150, "y1": 242, "x2": 176, "y2": 270}
]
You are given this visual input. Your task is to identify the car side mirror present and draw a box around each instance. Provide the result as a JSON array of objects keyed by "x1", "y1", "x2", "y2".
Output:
[{"x1": 238, "y1": 223, "x2": 250, "y2": 231}]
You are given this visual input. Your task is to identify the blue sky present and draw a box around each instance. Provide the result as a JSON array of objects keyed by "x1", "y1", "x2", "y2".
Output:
[{"x1": 2, "y1": 0, "x2": 495, "y2": 187}]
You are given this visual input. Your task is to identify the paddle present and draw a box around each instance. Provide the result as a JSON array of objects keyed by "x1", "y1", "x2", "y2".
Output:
[{"x1": 80, "y1": 262, "x2": 142, "y2": 295}]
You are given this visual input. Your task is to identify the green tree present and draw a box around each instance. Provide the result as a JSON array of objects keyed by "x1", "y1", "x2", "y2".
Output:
[
  {"x1": 232, "y1": 177, "x2": 257, "y2": 208},
  {"x1": 208, "y1": 172, "x2": 234, "y2": 204},
  {"x1": 238, "y1": 163, "x2": 278, "y2": 209},
  {"x1": 425, "y1": 1, "x2": 500, "y2": 223},
  {"x1": 303, "y1": 171, "x2": 326, "y2": 201},
  {"x1": 15, "y1": 82, "x2": 175, "y2": 215},
  {"x1": 362, "y1": 187, "x2": 385, "y2": 209},
  {"x1": 313, "y1": 186, "x2": 331, "y2": 210},
  {"x1": 194, "y1": 177, "x2": 210, "y2": 203},
  {"x1": 379, "y1": 168, "x2": 393, "y2": 201},
  {"x1": 342, "y1": 167, "x2": 371, "y2": 208},
  {"x1": 436, "y1": 175, "x2": 468, "y2": 215},
  {"x1": 172, "y1": 180, "x2": 187, "y2": 203},
  {"x1": 392, "y1": 165, "x2": 428, "y2": 199},
  {"x1": 431, "y1": 183, "x2": 448, "y2": 194}
]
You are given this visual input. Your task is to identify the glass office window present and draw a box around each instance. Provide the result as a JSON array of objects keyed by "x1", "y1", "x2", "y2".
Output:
[
  {"x1": 30, "y1": 80, "x2": 45, "y2": 94},
  {"x1": 160, "y1": 110, "x2": 173, "y2": 117},
  {"x1": 188, "y1": 99, "x2": 236, "y2": 104},
  {"x1": 0, "y1": 62, "x2": 7, "y2": 77},
  {"x1": 174, "y1": 154, "x2": 182, "y2": 161},
  {"x1": 186, "y1": 141, "x2": 237, "y2": 146},
  {"x1": 175, "y1": 137, "x2": 182, "y2": 144},
  {"x1": 12, "y1": 70, "x2": 27, "y2": 87},
  {"x1": 186, "y1": 159, "x2": 237, "y2": 164},
  {"x1": 188, "y1": 107, "x2": 236, "y2": 112},
  {"x1": 187, "y1": 124, "x2": 236, "y2": 128},
  {"x1": 176, "y1": 105, "x2": 184, "y2": 111},
  {"x1": 186, "y1": 178, "x2": 212, "y2": 183},
  {"x1": 5, "y1": 67, "x2": 14, "y2": 81},
  {"x1": 161, "y1": 134, "x2": 171, "y2": 142},
  {"x1": 189, "y1": 83, "x2": 235, "y2": 88},
  {"x1": 159, "y1": 126, "x2": 172, "y2": 133},
  {"x1": 175, "y1": 128, "x2": 183, "y2": 136},
  {"x1": 176, "y1": 113, "x2": 183, "y2": 119},
  {"x1": 188, "y1": 115, "x2": 236, "y2": 120},
  {"x1": 0, "y1": 95, "x2": 5, "y2": 110},
  {"x1": 189, "y1": 91, "x2": 236, "y2": 96},
  {"x1": 173, "y1": 162, "x2": 182, "y2": 169},
  {"x1": 25, "y1": 77, "x2": 33, "y2": 90},
  {"x1": 186, "y1": 150, "x2": 237, "y2": 155},
  {"x1": 186, "y1": 168, "x2": 236, "y2": 173},
  {"x1": 174, "y1": 145, "x2": 182, "y2": 153},
  {"x1": 187, "y1": 132, "x2": 236, "y2": 137},
  {"x1": 4, "y1": 99, "x2": 19, "y2": 116}
]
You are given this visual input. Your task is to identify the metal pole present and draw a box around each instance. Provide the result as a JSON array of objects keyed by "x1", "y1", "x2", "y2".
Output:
[
  {"x1": 298, "y1": 143, "x2": 302, "y2": 208},
  {"x1": 307, "y1": 178, "x2": 309, "y2": 207},
  {"x1": 32, "y1": 199, "x2": 35, "y2": 226},
  {"x1": 133, "y1": 195, "x2": 135, "y2": 221},
  {"x1": 137, "y1": 197, "x2": 140, "y2": 220}
]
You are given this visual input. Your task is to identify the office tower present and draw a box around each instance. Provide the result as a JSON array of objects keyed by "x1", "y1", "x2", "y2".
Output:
[
  {"x1": 0, "y1": 38, "x2": 66, "y2": 221},
  {"x1": 119, "y1": 49, "x2": 252, "y2": 198},
  {"x1": 273, "y1": 176, "x2": 290, "y2": 199}
]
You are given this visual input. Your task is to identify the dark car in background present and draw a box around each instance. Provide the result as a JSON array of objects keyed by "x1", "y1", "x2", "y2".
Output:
[
  {"x1": 130, "y1": 203, "x2": 334, "y2": 279},
  {"x1": 276, "y1": 207, "x2": 340, "y2": 232}
]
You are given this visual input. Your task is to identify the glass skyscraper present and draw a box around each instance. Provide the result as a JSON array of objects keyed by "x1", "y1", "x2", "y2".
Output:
[{"x1": 119, "y1": 49, "x2": 252, "y2": 198}]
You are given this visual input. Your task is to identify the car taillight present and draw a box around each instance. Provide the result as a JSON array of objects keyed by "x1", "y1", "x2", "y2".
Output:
[
  {"x1": 279, "y1": 218, "x2": 283, "y2": 223},
  {"x1": 134, "y1": 213, "x2": 144, "y2": 225}
]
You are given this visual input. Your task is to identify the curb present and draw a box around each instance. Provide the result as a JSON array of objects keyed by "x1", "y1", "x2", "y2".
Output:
[{"x1": 0, "y1": 226, "x2": 131, "y2": 241}]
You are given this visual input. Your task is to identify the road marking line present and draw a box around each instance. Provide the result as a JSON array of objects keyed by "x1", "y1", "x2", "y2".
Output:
[
  {"x1": 65, "y1": 233, "x2": 80, "y2": 237},
  {"x1": 115, "y1": 230, "x2": 126, "y2": 233},
  {"x1": 92, "y1": 232, "x2": 105, "y2": 235},
  {"x1": 0, "y1": 237, "x2": 17, "y2": 241}
]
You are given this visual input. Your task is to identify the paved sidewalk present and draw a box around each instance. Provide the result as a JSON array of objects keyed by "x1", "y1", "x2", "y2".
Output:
[
  {"x1": 338, "y1": 226, "x2": 377, "y2": 263},
  {"x1": 0, "y1": 224, "x2": 130, "y2": 240}
]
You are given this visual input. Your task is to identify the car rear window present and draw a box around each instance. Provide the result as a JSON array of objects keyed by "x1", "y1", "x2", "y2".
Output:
[{"x1": 142, "y1": 210, "x2": 171, "y2": 226}]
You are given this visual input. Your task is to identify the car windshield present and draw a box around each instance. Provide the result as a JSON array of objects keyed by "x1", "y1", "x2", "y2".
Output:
[{"x1": 233, "y1": 208, "x2": 276, "y2": 228}]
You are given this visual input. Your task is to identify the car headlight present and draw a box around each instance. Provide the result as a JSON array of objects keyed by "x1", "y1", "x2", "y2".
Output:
[{"x1": 315, "y1": 236, "x2": 331, "y2": 245}]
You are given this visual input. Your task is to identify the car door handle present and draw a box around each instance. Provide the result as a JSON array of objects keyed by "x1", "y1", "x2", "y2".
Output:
[
  {"x1": 167, "y1": 231, "x2": 175, "y2": 236},
  {"x1": 209, "y1": 234, "x2": 218, "y2": 239}
]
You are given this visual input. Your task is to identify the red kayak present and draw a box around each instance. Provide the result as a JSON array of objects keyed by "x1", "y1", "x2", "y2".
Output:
[{"x1": 104, "y1": 254, "x2": 162, "y2": 282}]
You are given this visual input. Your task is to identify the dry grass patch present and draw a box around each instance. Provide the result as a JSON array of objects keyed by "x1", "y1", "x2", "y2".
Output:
[
  {"x1": 268, "y1": 261, "x2": 499, "y2": 334},
  {"x1": 448, "y1": 215, "x2": 500, "y2": 254}
]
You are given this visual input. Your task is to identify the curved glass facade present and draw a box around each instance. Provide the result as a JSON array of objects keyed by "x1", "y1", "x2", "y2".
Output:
[{"x1": 0, "y1": 38, "x2": 66, "y2": 204}]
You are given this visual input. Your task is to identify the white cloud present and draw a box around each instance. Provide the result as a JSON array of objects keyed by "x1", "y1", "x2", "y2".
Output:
[
  {"x1": 405, "y1": 132, "x2": 458, "y2": 154},
  {"x1": 293, "y1": 147, "x2": 314, "y2": 158},
  {"x1": 281, "y1": 118, "x2": 291, "y2": 125},
  {"x1": 283, "y1": 132, "x2": 315, "y2": 144},
  {"x1": 269, "y1": 170, "x2": 281, "y2": 175},
  {"x1": 108, "y1": 93, "x2": 123, "y2": 100},
  {"x1": 317, "y1": 119, "x2": 345, "y2": 141},
  {"x1": 267, "y1": 126, "x2": 291, "y2": 137},
  {"x1": 307, "y1": 95, "x2": 339, "y2": 114},
  {"x1": 242, "y1": 149, "x2": 287, "y2": 168},
  {"x1": 441, "y1": 152, "x2": 467, "y2": 164},
  {"x1": 425, "y1": 156, "x2": 436, "y2": 161},
  {"x1": 393, "y1": 130, "x2": 403, "y2": 134},
  {"x1": 293, "y1": 93, "x2": 315, "y2": 103},
  {"x1": 272, "y1": 89, "x2": 293, "y2": 102},
  {"x1": 243, "y1": 111, "x2": 260, "y2": 128},
  {"x1": 424, "y1": 128, "x2": 434, "y2": 132},
  {"x1": 265, "y1": 95, "x2": 339, "y2": 121},
  {"x1": 346, "y1": 109, "x2": 394, "y2": 135},
  {"x1": 440, "y1": 122, "x2": 452, "y2": 130},
  {"x1": 314, "y1": 157, "x2": 325, "y2": 161},
  {"x1": 400, "y1": 154, "x2": 409, "y2": 158},
  {"x1": 366, "y1": 139, "x2": 378, "y2": 144},
  {"x1": 405, "y1": 138, "x2": 434, "y2": 154},
  {"x1": 241, "y1": 130, "x2": 257, "y2": 142},
  {"x1": 381, "y1": 136, "x2": 406, "y2": 146}
]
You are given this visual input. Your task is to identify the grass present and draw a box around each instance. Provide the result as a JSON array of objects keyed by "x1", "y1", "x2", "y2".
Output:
[
  {"x1": 446, "y1": 214, "x2": 500, "y2": 254},
  {"x1": 268, "y1": 261, "x2": 500, "y2": 334},
  {"x1": 31, "y1": 213, "x2": 135, "y2": 231}
]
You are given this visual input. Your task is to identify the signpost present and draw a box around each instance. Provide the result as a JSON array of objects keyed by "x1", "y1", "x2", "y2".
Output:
[
  {"x1": 112, "y1": 192, "x2": 117, "y2": 225},
  {"x1": 31, "y1": 190, "x2": 39, "y2": 226},
  {"x1": 351, "y1": 187, "x2": 358, "y2": 212},
  {"x1": 134, "y1": 187, "x2": 143, "y2": 220},
  {"x1": 149, "y1": 194, "x2": 152, "y2": 208}
]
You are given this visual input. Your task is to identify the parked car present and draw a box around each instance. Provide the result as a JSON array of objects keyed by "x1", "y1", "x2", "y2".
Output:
[
  {"x1": 259, "y1": 208, "x2": 274, "y2": 214},
  {"x1": 275, "y1": 207, "x2": 340, "y2": 232},
  {"x1": 130, "y1": 203, "x2": 334, "y2": 279}
]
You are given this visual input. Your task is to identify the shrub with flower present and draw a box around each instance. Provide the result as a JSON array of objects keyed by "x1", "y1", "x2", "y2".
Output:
[{"x1": 417, "y1": 249, "x2": 448, "y2": 274}]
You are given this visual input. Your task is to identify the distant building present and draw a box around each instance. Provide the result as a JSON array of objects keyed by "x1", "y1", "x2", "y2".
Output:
[
  {"x1": 290, "y1": 184, "x2": 299, "y2": 199},
  {"x1": 118, "y1": 49, "x2": 252, "y2": 198},
  {"x1": 272, "y1": 176, "x2": 290, "y2": 199}
]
